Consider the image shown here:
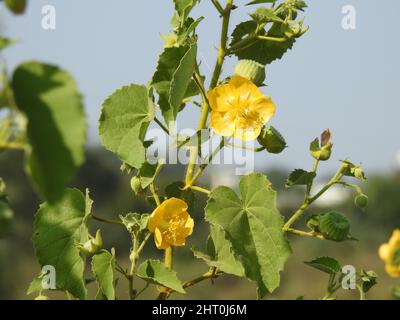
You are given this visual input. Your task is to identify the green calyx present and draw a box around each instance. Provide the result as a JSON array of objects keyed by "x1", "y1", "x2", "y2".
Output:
[
  {"x1": 319, "y1": 212, "x2": 351, "y2": 242},
  {"x1": 130, "y1": 176, "x2": 143, "y2": 195},
  {"x1": 234, "y1": 59, "x2": 266, "y2": 86},
  {"x1": 257, "y1": 126, "x2": 287, "y2": 154},
  {"x1": 310, "y1": 129, "x2": 333, "y2": 161},
  {"x1": 79, "y1": 230, "x2": 103, "y2": 255}
]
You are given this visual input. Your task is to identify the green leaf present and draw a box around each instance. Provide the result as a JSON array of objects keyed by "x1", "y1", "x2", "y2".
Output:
[
  {"x1": 392, "y1": 287, "x2": 400, "y2": 300},
  {"x1": 357, "y1": 269, "x2": 378, "y2": 293},
  {"x1": 169, "y1": 44, "x2": 197, "y2": 118},
  {"x1": 174, "y1": 0, "x2": 199, "y2": 22},
  {"x1": 137, "y1": 160, "x2": 164, "y2": 189},
  {"x1": 12, "y1": 61, "x2": 86, "y2": 202},
  {"x1": 32, "y1": 188, "x2": 91, "y2": 299},
  {"x1": 192, "y1": 225, "x2": 244, "y2": 277},
  {"x1": 27, "y1": 276, "x2": 43, "y2": 295},
  {"x1": 151, "y1": 45, "x2": 198, "y2": 124},
  {"x1": 119, "y1": 213, "x2": 149, "y2": 235},
  {"x1": 286, "y1": 169, "x2": 315, "y2": 187},
  {"x1": 304, "y1": 256, "x2": 341, "y2": 275},
  {"x1": 99, "y1": 84, "x2": 154, "y2": 169},
  {"x1": 231, "y1": 21, "x2": 296, "y2": 65},
  {"x1": 205, "y1": 173, "x2": 291, "y2": 297},
  {"x1": 92, "y1": 249, "x2": 116, "y2": 300},
  {"x1": 250, "y1": 7, "x2": 283, "y2": 24},
  {"x1": 136, "y1": 259, "x2": 185, "y2": 294},
  {"x1": 0, "y1": 37, "x2": 16, "y2": 50}
]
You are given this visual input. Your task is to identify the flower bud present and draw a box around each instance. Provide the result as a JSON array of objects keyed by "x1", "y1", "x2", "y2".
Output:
[
  {"x1": 5, "y1": 0, "x2": 26, "y2": 15},
  {"x1": 80, "y1": 230, "x2": 103, "y2": 255},
  {"x1": 234, "y1": 60, "x2": 266, "y2": 86},
  {"x1": 319, "y1": 211, "x2": 350, "y2": 242},
  {"x1": 310, "y1": 129, "x2": 333, "y2": 161},
  {"x1": 355, "y1": 194, "x2": 368, "y2": 209},
  {"x1": 257, "y1": 126, "x2": 287, "y2": 154},
  {"x1": 130, "y1": 176, "x2": 142, "y2": 195}
]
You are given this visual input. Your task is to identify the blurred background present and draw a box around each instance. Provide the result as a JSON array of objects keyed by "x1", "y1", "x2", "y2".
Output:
[{"x1": 1, "y1": 0, "x2": 400, "y2": 299}]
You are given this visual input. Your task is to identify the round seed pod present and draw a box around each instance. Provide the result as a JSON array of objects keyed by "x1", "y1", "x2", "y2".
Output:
[
  {"x1": 355, "y1": 194, "x2": 368, "y2": 209},
  {"x1": 257, "y1": 126, "x2": 287, "y2": 154},
  {"x1": 319, "y1": 211, "x2": 350, "y2": 242},
  {"x1": 234, "y1": 59, "x2": 266, "y2": 86}
]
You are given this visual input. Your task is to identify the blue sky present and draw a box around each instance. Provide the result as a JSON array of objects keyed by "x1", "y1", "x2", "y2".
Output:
[{"x1": 1, "y1": 0, "x2": 399, "y2": 174}]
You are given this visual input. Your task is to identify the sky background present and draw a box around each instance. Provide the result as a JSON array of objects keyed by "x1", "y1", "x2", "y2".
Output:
[{"x1": 1, "y1": 0, "x2": 399, "y2": 174}]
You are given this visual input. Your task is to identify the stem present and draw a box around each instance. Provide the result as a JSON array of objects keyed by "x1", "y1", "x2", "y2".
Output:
[
  {"x1": 128, "y1": 237, "x2": 139, "y2": 300},
  {"x1": 257, "y1": 35, "x2": 287, "y2": 43},
  {"x1": 285, "y1": 228, "x2": 325, "y2": 240},
  {"x1": 163, "y1": 269, "x2": 223, "y2": 298},
  {"x1": 184, "y1": 137, "x2": 226, "y2": 190},
  {"x1": 154, "y1": 117, "x2": 169, "y2": 135},
  {"x1": 184, "y1": 0, "x2": 233, "y2": 188},
  {"x1": 357, "y1": 284, "x2": 366, "y2": 300},
  {"x1": 134, "y1": 282, "x2": 150, "y2": 300},
  {"x1": 91, "y1": 214, "x2": 123, "y2": 226},
  {"x1": 157, "y1": 247, "x2": 174, "y2": 300},
  {"x1": 283, "y1": 163, "x2": 346, "y2": 231},
  {"x1": 190, "y1": 185, "x2": 211, "y2": 195},
  {"x1": 228, "y1": 142, "x2": 265, "y2": 152},
  {"x1": 211, "y1": 0, "x2": 224, "y2": 15},
  {"x1": 150, "y1": 182, "x2": 161, "y2": 206},
  {"x1": 308, "y1": 164, "x2": 346, "y2": 204},
  {"x1": 137, "y1": 232, "x2": 152, "y2": 256}
]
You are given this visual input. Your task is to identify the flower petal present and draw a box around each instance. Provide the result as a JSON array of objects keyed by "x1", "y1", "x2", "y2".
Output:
[
  {"x1": 154, "y1": 227, "x2": 169, "y2": 250},
  {"x1": 208, "y1": 84, "x2": 237, "y2": 112},
  {"x1": 211, "y1": 111, "x2": 236, "y2": 137}
]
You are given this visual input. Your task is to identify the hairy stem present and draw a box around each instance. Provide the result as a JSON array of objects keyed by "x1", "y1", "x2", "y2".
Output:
[{"x1": 91, "y1": 214, "x2": 123, "y2": 226}]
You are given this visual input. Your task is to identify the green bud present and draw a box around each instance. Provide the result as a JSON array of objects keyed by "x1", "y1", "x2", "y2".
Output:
[
  {"x1": 79, "y1": 230, "x2": 103, "y2": 255},
  {"x1": 130, "y1": 176, "x2": 142, "y2": 195},
  {"x1": 310, "y1": 129, "x2": 333, "y2": 161},
  {"x1": 5, "y1": 0, "x2": 27, "y2": 15},
  {"x1": 35, "y1": 295, "x2": 49, "y2": 301},
  {"x1": 257, "y1": 126, "x2": 287, "y2": 154},
  {"x1": 341, "y1": 161, "x2": 367, "y2": 181},
  {"x1": 319, "y1": 211, "x2": 351, "y2": 242},
  {"x1": 234, "y1": 59, "x2": 266, "y2": 86},
  {"x1": 354, "y1": 194, "x2": 368, "y2": 209}
]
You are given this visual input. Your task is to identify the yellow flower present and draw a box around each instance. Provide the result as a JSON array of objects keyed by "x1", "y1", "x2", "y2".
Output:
[
  {"x1": 148, "y1": 198, "x2": 194, "y2": 250},
  {"x1": 379, "y1": 229, "x2": 400, "y2": 277},
  {"x1": 208, "y1": 76, "x2": 276, "y2": 141}
]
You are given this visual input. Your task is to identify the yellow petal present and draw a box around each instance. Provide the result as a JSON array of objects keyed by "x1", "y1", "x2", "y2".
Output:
[
  {"x1": 251, "y1": 97, "x2": 276, "y2": 123},
  {"x1": 208, "y1": 84, "x2": 236, "y2": 112},
  {"x1": 230, "y1": 76, "x2": 264, "y2": 102},
  {"x1": 154, "y1": 227, "x2": 169, "y2": 250},
  {"x1": 379, "y1": 243, "x2": 391, "y2": 262},
  {"x1": 211, "y1": 110, "x2": 236, "y2": 137},
  {"x1": 385, "y1": 264, "x2": 400, "y2": 278},
  {"x1": 389, "y1": 229, "x2": 400, "y2": 247},
  {"x1": 185, "y1": 217, "x2": 194, "y2": 236}
]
